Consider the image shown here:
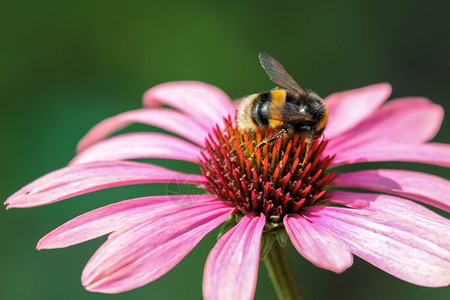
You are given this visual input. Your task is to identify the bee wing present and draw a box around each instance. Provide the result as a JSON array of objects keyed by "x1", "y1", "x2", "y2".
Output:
[
  {"x1": 258, "y1": 52, "x2": 305, "y2": 94},
  {"x1": 269, "y1": 102, "x2": 315, "y2": 122}
]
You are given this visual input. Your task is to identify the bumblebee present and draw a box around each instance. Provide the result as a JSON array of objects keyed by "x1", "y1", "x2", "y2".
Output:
[{"x1": 237, "y1": 52, "x2": 328, "y2": 149}]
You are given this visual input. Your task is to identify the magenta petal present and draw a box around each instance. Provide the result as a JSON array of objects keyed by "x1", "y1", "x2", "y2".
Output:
[
  {"x1": 71, "y1": 132, "x2": 201, "y2": 165},
  {"x1": 328, "y1": 191, "x2": 450, "y2": 225},
  {"x1": 331, "y1": 169, "x2": 450, "y2": 212},
  {"x1": 37, "y1": 194, "x2": 219, "y2": 249},
  {"x1": 329, "y1": 142, "x2": 450, "y2": 168},
  {"x1": 82, "y1": 200, "x2": 234, "y2": 293},
  {"x1": 324, "y1": 83, "x2": 391, "y2": 138},
  {"x1": 284, "y1": 214, "x2": 353, "y2": 273},
  {"x1": 5, "y1": 161, "x2": 206, "y2": 208},
  {"x1": 143, "y1": 81, "x2": 235, "y2": 131},
  {"x1": 77, "y1": 108, "x2": 209, "y2": 151},
  {"x1": 232, "y1": 99, "x2": 242, "y2": 109},
  {"x1": 203, "y1": 213, "x2": 265, "y2": 300},
  {"x1": 328, "y1": 97, "x2": 444, "y2": 152},
  {"x1": 304, "y1": 206, "x2": 450, "y2": 287}
]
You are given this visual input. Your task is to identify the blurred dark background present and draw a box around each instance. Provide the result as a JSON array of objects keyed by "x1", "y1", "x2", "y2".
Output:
[{"x1": 1, "y1": 1, "x2": 449, "y2": 299}]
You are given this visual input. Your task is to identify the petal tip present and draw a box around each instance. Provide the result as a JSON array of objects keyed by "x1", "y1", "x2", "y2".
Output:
[
  {"x1": 82, "y1": 281, "x2": 98, "y2": 293},
  {"x1": 81, "y1": 272, "x2": 96, "y2": 292},
  {"x1": 82, "y1": 282, "x2": 119, "y2": 294},
  {"x1": 4, "y1": 194, "x2": 19, "y2": 208},
  {"x1": 368, "y1": 82, "x2": 392, "y2": 99},
  {"x1": 379, "y1": 82, "x2": 392, "y2": 90},
  {"x1": 332, "y1": 257, "x2": 354, "y2": 274},
  {"x1": 36, "y1": 237, "x2": 49, "y2": 250}
]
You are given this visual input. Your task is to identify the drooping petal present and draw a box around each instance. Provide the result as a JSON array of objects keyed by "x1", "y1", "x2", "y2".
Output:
[
  {"x1": 77, "y1": 108, "x2": 209, "y2": 151},
  {"x1": 329, "y1": 142, "x2": 450, "y2": 168},
  {"x1": 304, "y1": 206, "x2": 450, "y2": 287},
  {"x1": 324, "y1": 83, "x2": 391, "y2": 138},
  {"x1": 82, "y1": 200, "x2": 234, "y2": 293},
  {"x1": 284, "y1": 214, "x2": 353, "y2": 273},
  {"x1": 71, "y1": 132, "x2": 201, "y2": 165},
  {"x1": 5, "y1": 161, "x2": 206, "y2": 208},
  {"x1": 203, "y1": 213, "x2": 265, "y2": 300},
  {"x1": 328, "y1": 191, "x2": 450, "y2": 226},
  {"x1": 328, "y1": 97, "x2": 444, "y2": 152},
  {"x1": 143, "y1": 81, "x2": 235, "y2": 131},
  {"x1": 38, "y1": 194, "x2": 219, "y2": 249},
  {"x1": 331, "y1": 169, "x2": 450, "y2": 212}
]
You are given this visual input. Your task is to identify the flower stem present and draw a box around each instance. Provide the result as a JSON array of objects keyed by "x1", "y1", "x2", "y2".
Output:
[{"x1": 263, "y1": 242, "x2": 302, "y2": 300}]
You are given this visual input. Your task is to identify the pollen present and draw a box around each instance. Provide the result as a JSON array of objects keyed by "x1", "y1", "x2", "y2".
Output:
[{"x1": 200, "y1": 116, "x2": 336, "y2": 224}]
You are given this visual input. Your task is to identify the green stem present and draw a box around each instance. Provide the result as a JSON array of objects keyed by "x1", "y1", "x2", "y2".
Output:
[{"x1": 263, "y1": 242, "x2": 302, "y2": 300}]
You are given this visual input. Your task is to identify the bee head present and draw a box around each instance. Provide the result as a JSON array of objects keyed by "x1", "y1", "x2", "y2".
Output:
[{"x1": 305, "y1": 92, "x2": 328, "y2": 137}]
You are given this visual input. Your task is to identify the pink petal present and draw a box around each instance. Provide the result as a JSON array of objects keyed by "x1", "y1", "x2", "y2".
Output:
[
  {"x1": 329, "y1": 142, "x2": 450, "y2": 168},
  {"x1": 331, "y1": 169, "x2": 450, "y2": 212},
  {"x1": 328, "y1": 97, "x2": 444, "y2": 152},
  {"x1": 37, "y1": 194, "x2": 220, "y2": 249},
  {"x1": 82, "y1": 200, "x2": 234, "y2": 293},
  {"x1": 77, "y1": 108, "x2": 209, "y2": 151},
  {"x1": 304, "y1": 206, "x2": 450, "y2": 287},
  {"x1": 71, "y1": 132, "x2": 201, "y2": 165},
  {"x1": 143, "y1": 81, "x2": 235, "y2": 131},
  {"x1": 232, "y1": 99, "x2": 242, "y2": 109},
  {"x1": 203, "y1": 213, "x2": 265, "y2": 300},
  {"x1": 284, "y1": 214, "x2": 353, "y2": 273},
  {"x1": 328, "y1": 191, "x2": 450, "y2": 226},
  {"x1": 5, "y1": 161, "x2": 206, "y2": 208},
  {"x1": 324, "y1": 83, "x2": 391, "y2": 138}
]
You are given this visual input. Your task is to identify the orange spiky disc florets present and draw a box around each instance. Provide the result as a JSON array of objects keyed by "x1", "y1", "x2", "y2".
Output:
[{"x1": 200, "y1": 117, "x2": 335, "y2": 224}]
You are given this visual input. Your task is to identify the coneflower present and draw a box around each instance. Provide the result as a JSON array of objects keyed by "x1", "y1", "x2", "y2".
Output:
[{"x1": 5, "y1": 81, "x2": 450, "y2": 299}]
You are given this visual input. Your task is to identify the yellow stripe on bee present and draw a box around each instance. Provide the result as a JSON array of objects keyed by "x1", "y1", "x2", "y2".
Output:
[
  {"x1": 317, "y1": 106, "x2": 329, "y2": 132},
  {"x1": 269, "y1": 89, "x2": 286, "y2": 128},
  {"x1": 270, "y1": 89, "x2": 286, "y2": 105},
  {"x1": 269, "y1": 119, "x2": 283, "y2": 128}
]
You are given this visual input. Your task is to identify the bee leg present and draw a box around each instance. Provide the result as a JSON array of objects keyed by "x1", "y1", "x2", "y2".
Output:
[{"x1": 255, "y1": 129, "x2": 286, "y2": 149}]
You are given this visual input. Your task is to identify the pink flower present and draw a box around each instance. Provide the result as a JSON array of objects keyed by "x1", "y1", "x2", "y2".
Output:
[{"x1": 5, "y1": 81, "x2": 450, "y2": 298}]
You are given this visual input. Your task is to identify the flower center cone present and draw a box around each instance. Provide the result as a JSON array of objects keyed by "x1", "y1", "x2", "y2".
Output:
[{"x1": 200, "y1": 117, "x2": 336, "y2": 224}]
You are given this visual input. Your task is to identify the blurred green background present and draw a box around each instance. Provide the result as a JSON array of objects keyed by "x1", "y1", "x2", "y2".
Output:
[{"x1": 1, "y1": 0, "x2": 449, "y2": 299}]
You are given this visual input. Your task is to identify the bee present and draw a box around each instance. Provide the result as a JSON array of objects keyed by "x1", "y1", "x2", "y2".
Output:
[{"x1": 237, "y1": 52, "x2": 328, "y2": 155}]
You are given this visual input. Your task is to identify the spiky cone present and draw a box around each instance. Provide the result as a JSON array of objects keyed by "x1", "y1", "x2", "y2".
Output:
[{"x1": 200, "y1": 117, "x2": 335, "y2": 226}]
